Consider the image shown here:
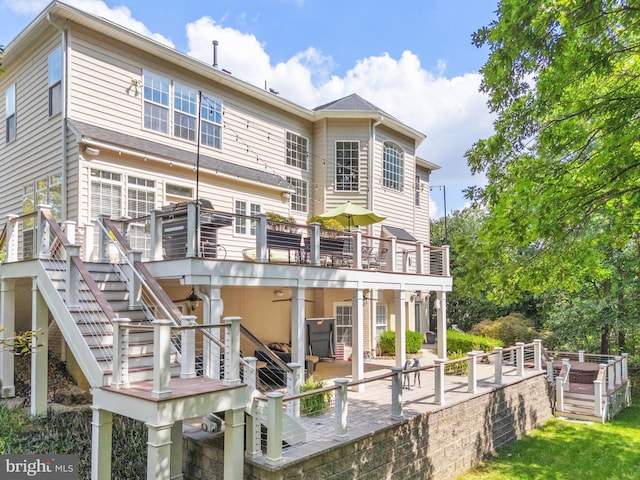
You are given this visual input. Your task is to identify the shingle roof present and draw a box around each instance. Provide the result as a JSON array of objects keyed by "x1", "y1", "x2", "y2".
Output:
[
  {"x1": 68, "y1": 120, "x2": 291, "y2": 189},
  {"x1": 381, "y1": 225, "x2": 418, "y2": 242},
  {"x1": 314, "y1": 93, "x2": 382, "y2": 112}
]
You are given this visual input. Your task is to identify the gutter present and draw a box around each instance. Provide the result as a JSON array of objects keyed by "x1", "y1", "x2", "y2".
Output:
[{"x1": 369, "y1": 116, "x2": 383, "y2": 235}]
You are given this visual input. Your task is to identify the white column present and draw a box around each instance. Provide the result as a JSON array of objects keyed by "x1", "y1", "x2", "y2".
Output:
[
  {"x1": 110, "y1": 318, "x2": 131, "y2": 389},
  {"x1": 615, "y1": 356, "x2": 622, "y2": 385},
  {"x1": 0, "y1": 279, "x2": 16, "y2": 398},
  {"x1": 493, "y1": 347, "x2": 503, "y2": 385},
  {"x1": 170, "y1": 421, "x2": 183, "y2": 480},
  {"x1": 291, "y1": 286, "x2": 306, "y2": 366},
  {"x1": 223, "y1": 316, "x2": 241, "y2": 386},
  {"x1": 467, "y1": 351, "x2": 478, "y2": 394},
  {"x1": 334, "y1": 378, "x2": 349, "y2": 440},
  {"x1": 203, "y1": 286, "x2": 223, "y2": 379},
  {"x1": 265, "y1": 392, "x2": 284, "y2": 466},
  {"x1": 224, "y1": 408, "x2": 245, "y2": 479},
  {"x1": 31, "y1": 278, "x2": 48, "y2": 416},
  {"x1": 146, "y1": 422, "x2": 173, "y2": 480},
  {"x1": 149, "y1": 209, "x2": 163, "y2": 261},
  {"x1": 391, "y1": 367, "x2": 404, "y2": 420},
  {"x1": 434, "y1": 359, "x2": 446, "y2": 406},
  {"x1": 91, "y1": 407, "x2": 113, "y2": 480},
  {"x1": 255, "y1": 213, "x2": 268, "y2": 263},
  {"x1": 180, "y1": 315, "x2": 197, "y2": 379},
  {"x1": 516, "y1": 342, "x2": 525, "y2": 377},
  {"x1": 286, "y1": 362, "x2": 302, "y2": 420},
  {"x1": 352, "y1": 288, "x2": 365, "y2": 387},
  {"x1": 436, "y1": 291, "x2": 447, "y2": 359},
  {"x1": 394, "y1": 289, "x2": 406, "y2": 368},
  {"x1": 151, "y1": 319, "x2": 172, "y2": 399}
]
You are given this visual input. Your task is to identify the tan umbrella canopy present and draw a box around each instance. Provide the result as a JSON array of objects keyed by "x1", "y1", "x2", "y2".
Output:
[{"x1": 318, "y1": 201, "x2": 385, "y2": 230}]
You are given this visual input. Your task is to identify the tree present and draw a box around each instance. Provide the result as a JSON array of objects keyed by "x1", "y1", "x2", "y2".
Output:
[
  {"x1": 466, "y1": 1, "x2": 640, "y2": 293},
  {"x1": 466, "y1": 1, "x2": 640, "y2": 352}
]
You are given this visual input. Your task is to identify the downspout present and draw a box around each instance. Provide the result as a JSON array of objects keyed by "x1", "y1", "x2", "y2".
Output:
[{"x1": 47, "y1": 14, "x2": 68, "y2": 220}]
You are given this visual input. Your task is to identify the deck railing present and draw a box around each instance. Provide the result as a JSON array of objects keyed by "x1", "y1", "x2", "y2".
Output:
[{"x1": 246, "y1": 341, "x2": 544, "y2": 463}]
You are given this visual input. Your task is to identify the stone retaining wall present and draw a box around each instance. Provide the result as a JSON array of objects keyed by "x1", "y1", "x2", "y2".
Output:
[{"x1": 183, "y1": 373, "x2": 553, "y2": 480}]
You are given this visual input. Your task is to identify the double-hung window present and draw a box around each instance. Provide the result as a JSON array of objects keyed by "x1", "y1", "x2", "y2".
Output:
[
  {"x1": 235, "y1": 200, "x2": 261, "y2": 236},
  {"x1": 382, "y1": 142, "x2": 404, "y2": 191},
  {"x1": 173, "y1": 83, "x2": 197, "y2": 141},
  {"x1": 201, "y1": 94, "x2": 223, "y2": 149},
  {"x1": 143, "y1": 71, "x2": 170, "y2": 134},
  {"x1": 375, "y1": 305, "x2": 388, "y2": 345},
  {"x1": 48, "y1": 48, "x2": 62, "y2": 117},
  {"x1": 336, "y1": 141, "x2": 359, "y2": 191},
  {"x1": 90, "y1": 169, "x2": 123, "y2": 220},
  {"x1": 5, "y1": 84, "x2": 16, "y2": 143},
  {"x1": 128, "y1": 177, "x2": 156, "y2": 253},
  {"x1": 286, "y1": 131, "x2": 308, "y2": 170},
  {"x1": 335, "y1": 304, "x2": 353, "y2": 346},
  {"x1": 286, "y1": 177, "x2": 308, "y2": 213}
]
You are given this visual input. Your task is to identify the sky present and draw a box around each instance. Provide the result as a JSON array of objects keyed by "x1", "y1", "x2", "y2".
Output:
[{"x1": 0, "y1": 0, "x2": 499, "y2": 218}]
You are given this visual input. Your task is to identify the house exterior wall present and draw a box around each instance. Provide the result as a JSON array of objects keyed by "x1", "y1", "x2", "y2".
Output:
[{"x1": 0, "y1": 32, "x2": 64, "y2": 219}]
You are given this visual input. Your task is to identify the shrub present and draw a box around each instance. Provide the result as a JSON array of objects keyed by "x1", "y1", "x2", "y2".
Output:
[
  {"x1": 447, "y1": 329, "x2": 503, "y2": 354},
  {"x1": 300, "y1": 376, "x2": 331, "y2": 416},
  {"x1": 445, "y1": 350, "x2": 469, "y2": 376},
  {"x1": 379, "y1": 330, "x2": 424, "y2": 355},
  {"x1": 469, "y1": 313, "x2": 542, "y2": 346},
  {"x1": 306, "y1": 216, "x2": 344, "y2": 235},
  {"x1": 265, "y1": 211, "x2": 297, "y2": 232}
]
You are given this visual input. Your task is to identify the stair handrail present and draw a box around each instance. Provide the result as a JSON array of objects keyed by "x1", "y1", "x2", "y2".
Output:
[
  {"x1": 99, "y1": 217, "x2": 234, "y2": 361},
  {"x1": 555, "y1": 359, "x2": 571, "y2": 412},
  {"x1": 240, "y1": 324, "x2": 293, "y2": 374},
  {"x1": 594, "y1": 363, "x2": 607, "y2": 420}
]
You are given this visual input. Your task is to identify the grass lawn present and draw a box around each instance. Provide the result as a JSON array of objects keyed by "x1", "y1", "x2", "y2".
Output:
[{"x1": 457, "y1": 398, "x2": 640, "y2": 480}]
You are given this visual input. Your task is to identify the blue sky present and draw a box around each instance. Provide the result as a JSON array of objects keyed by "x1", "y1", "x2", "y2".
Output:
[{"x1": 1, "y1": 0, "x2": 499, "y2": 217}]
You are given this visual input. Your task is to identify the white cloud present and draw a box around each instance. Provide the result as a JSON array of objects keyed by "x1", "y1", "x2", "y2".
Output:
[{"x1": 1, "y1": 0, "x2": 174, "y2": 47}]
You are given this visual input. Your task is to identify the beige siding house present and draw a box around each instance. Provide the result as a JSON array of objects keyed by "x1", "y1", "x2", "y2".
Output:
[{"x1": 0, "y1": 2, "x2": 451, "y2": 479}]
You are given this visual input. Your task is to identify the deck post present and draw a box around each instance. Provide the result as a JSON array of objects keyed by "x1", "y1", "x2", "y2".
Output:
[
  {"x1": 594, "y1": 379, "x2": 604, "y2": 418},
  {"x1": 546, "y1": 359, "x2": 554, "y2": 382},
  {"x1": 391, "y1": 366, "x2": 404, "y2": 420},
  {"x1": 555, "y1": 376, "x2": 564, "y2": 412},
  {"x1": 334, "y1": 378, "x2": 349, "y2": 440},
  {"x1": 255, "y1": 213, "x2": 268, "y2": 263},
  {"x1": 111, "y1": 318, "x2": 131, "y2": 388},
  {"x1": 578, "y1": 350, "x2": 585, "y2": 362},
  {"x1": 146, "y1": 421, "x2": 174, "y2": 480},
  {"x1": 5, "y1": 214, "x2": 18, "y2": 262},
  {"x1": 562, "y1": 358, "x2": 571, "y2": 391},
  {"x1": 66, "y1": 245, "x2": 81, "y2": 307},
  {"x1": 443, "y1": 245, "x2": 450, "y2": 276},
  {"x1": 62, "y1": 220, "x2": 76, "y2": 243},
  {"x1": 98, "y1": 214, "x2": 111, "y2": 262},
  {"x1": 151, "y1": 319, "x2": 172, "y2": 399},
  {"x1": 245, "y1": 398, "x2": 262, "y2": 459},
  {"x1": 533, "y1": 339, "x2": 543, "y2": 371},
  {"x1": 35, "y1": 204, "x2": 52, "y2": 259},
  {"x1": 434, "y1": 359, "x2": 446, "y2": 406},
  {"x1": 622, "y1": 353, "x2": 628, "y2": 381},
  {"x1": 84, "y1": 222, "x2": 95, "y2": 261},
  {"x1": 223, "y1": 316, "x2": 241, "y2": 386},
  {"x1": 127, "y1": 251, "x2": 142, "y2": 309},
  {"x1": 516, "y1": 342, "x2": 525, "y2": 377},
  {"x1": 224, "y1": 408, "x2": 245, "y2": 479},
  {"x1": 186, "y1": 200, "x2": 198, "y2": 258},
  {"x1": 31, "y1": 279, "x2": 48, "y2": 416},
  {"x1": 607, "y1": 359, "x2": 615, "y2": 392},
  {"x1": 353, "y1": 231, "x2": 362, "y2": 269},
  {"x1": 308, "y1": 222, "x2": 320, "y2": 266},
  {"x1": 244, "y1": 356, "x2": 257, "y2": 390},
  {"x1": 265, "y1": 392, "x2": 284, "y2": 466},
  {"x1": 493, "y1": 347, "x2": 503, "y2": 385},
  {"x1": 416, "y1": 241, "x2": 425, "y2": 274},
  {"x1": 149, "y1": 208, "x2": 163, "y2": 261},
  {"x1": 614, "y1": 356, "x2": 622, "y2": 385},
  {"x1": 388, "y1": 236, "x2": 398, "y2": 272},
  {"x1": 91, "y1": 407, "x2": 113, "y2": 480},
  {"x1": 467, "y1": 351, "x2": 478, "y2": 394},
  {"x1": 180, "y1": 315, "x2": 197, "y2": 379},
  {"x1": 0, "y1": 279, "x2": 16, "y2": 398},
  {"x1": 286, "y1": 362, "x2": 302, "y2": 420}
]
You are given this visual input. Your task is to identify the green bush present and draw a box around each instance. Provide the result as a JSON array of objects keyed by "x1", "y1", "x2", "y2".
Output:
[
  {"x1": 445, "y1": 350, "x2": 469, "y2": 376},
  {"x1": 379, "y1": 330, "x2": 424, "y2": 355},
  {"x1": 447, "y1": 329, "x2": 503, "y2": 354},
  {"x1": 470, "y1": 313, "x2": 543, "y2": 346},
  {"x1": 300, "y1": 376, "x2": 331, "y2": 416}
]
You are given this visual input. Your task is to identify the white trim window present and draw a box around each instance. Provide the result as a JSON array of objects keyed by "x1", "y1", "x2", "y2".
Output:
[
  {"x1": 143, "y1": 71, "x2": 170, "y2": 134},
  {"x1": 128, "y1": 176, "x2": 156, "y2": 254},
  {"x1": 335, "y1": 303, "x2": 353, "y2": 346},
  {"x1": 383, "y1": 141, "x2": 404, "y2": 191},
  {"x1": 165, "y1": 183, "x2": 193, "y2": 202},
  {"x1": 336, "y1": 141, "x2": 359, "y2": 191},
  {"x1": 48, "y1": 48, "x2": 62, "y2": 117},
  {"x1": 5, "y1": 84, "x2": 16, "y2": 143},
  {"x1": 286, "y1": 131, "x2": 309, "y2": 170},
  {"x1": 286, "y1": 176, "x2": 308, "y2": 213},
  {"x1": 234, "y1": 200, "x2": 261, "y2": 236},
  {"x1": 201, "y1": 94, "x2": 223, "y2": 149},
  {"x1": 90, "y1": 169, "x2": 123, "y2": 220},
  {"x1": 22, "y1": 174, "x2": 62, "y2": 220},
  {"x1": 173, "y1": 83, "x2": 197, "y2": 141},
  {"x1": 375, "y1": 304, "x2": 388, "y2": 345}
]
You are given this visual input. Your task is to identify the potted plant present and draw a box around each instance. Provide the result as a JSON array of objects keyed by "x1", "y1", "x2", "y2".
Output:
[
  {"x1": 307, "y1": 216, "x2": 344, "y2": 238},
  {"x1": 266, "y1": 211, "x2": 298, "y2": 233}
]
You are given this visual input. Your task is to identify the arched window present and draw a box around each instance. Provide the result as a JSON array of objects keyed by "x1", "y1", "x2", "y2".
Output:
[{"x1": 383, "y1": 142, "x2": 404, "y2": 191}]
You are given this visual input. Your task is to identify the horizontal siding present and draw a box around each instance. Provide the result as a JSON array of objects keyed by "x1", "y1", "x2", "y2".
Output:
[{"x1": 0, "y1": 33, "x2": 64, "y2": 218}]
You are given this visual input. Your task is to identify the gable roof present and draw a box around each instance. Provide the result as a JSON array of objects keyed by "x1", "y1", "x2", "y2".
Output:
[
  {"x1": 68, "y1": 120, "x2": 293, "y2": 192},
  {"x1": 314, "y1": 94, "x2": 383, "y2": 113}
]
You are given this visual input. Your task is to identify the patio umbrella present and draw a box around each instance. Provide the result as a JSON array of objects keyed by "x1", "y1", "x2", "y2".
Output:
[{"x1": 318, "y1": 201, "x2": 385, "y2": 230}]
